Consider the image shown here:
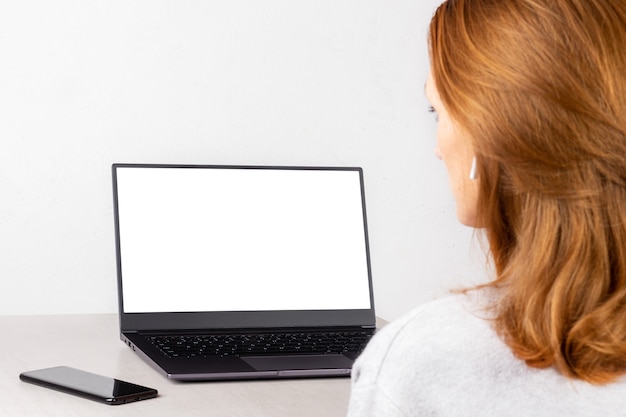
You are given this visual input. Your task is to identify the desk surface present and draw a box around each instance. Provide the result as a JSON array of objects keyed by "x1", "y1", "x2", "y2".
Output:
[{"x1": 1, "y1": 313, "x2": 362, "y2": 416}]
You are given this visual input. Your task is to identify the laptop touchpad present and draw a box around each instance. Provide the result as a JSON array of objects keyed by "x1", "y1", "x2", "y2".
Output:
[{"x1": 242, "y1": 354, "x2": 353, "y2": 371}]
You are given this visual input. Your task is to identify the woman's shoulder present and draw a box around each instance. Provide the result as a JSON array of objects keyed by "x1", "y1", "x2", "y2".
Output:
[
  {"x1": 361, "y1": 291, "x2": 494, "y2": 352},
  {"x1": 348, "y1": 290, "x2": 626, "y2": 417},
  {"x1": 350, "y1": 292, "x2": 501, "y2": 395},
  {"x1": 356, "y1": 291, "x2": 502, "y2": 378}
]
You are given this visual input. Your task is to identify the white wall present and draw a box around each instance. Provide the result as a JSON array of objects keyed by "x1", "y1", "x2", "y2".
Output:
[{"x1": 0, "y1": 0, "x2": 486, "y2": 320}]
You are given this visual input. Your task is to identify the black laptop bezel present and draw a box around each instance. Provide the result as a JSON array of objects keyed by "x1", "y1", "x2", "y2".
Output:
[{"x1": 112, "y1": 163, "x2": 376, "y2": 333}]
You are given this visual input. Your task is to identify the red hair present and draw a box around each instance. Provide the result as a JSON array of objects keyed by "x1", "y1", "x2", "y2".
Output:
[{"x1": 429, "y1": 0, "x2": 626, "y2": 383}]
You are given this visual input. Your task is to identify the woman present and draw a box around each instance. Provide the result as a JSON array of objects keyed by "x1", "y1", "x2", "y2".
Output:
[{"x1": 347, "y1": 0, "x2": 626, "y2": 415}]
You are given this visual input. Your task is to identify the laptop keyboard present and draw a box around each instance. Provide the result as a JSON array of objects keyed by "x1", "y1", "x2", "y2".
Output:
[{"x1": 148, "y1": 330, "x2": 374, "y2": 359}]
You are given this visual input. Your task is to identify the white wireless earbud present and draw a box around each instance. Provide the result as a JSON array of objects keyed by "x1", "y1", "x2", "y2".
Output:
[{"x1": 469, "y1": 157, "x2": 477, "y2": 180}]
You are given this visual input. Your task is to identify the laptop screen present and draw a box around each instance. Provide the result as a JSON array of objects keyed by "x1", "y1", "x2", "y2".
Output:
[{"x1": 113, "y1": 165, "x2": 373, "y2": 315}]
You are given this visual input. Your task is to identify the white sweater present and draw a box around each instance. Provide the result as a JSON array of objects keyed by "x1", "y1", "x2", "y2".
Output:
[{"x1": 347, "y1": 293, "x2": 626, "y2": 417}]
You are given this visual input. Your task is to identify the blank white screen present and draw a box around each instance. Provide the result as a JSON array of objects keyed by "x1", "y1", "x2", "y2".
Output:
[{"x1": 115, "y1": 167, "x2": 372, "y2": 313}]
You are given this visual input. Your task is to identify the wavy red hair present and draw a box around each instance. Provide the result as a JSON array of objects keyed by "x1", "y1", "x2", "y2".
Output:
[{"x1": 429, "y1": 0, "x2": 626, "y2": 383}]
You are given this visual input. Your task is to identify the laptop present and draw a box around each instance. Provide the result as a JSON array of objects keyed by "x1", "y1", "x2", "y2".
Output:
[{"x1": 112, "y1": 163, "x2": 376, "y2": 381}]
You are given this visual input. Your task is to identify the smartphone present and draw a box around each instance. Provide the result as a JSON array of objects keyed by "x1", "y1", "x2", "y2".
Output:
[{"x1": 20, "y1": 366, "x2": 158, "y2": 405}]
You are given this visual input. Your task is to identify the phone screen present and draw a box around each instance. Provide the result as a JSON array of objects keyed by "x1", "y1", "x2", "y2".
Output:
[{"x1": 20, "y1": 366, "x2": 158, "y2": 405}]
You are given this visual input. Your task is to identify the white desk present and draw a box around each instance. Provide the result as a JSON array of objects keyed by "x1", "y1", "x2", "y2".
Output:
[{"x1": 1, "y1": 314, "x2": 362, "y2": 416}]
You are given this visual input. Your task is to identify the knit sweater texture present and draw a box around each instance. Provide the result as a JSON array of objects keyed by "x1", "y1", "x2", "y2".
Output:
[{"x1": 347, "y1": 292, "x2": 626, "y2": 417}]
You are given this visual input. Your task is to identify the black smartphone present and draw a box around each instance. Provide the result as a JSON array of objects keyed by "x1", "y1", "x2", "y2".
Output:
[{"x1": 20, "y1": 366, "x2": 158, "y2": 405}]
